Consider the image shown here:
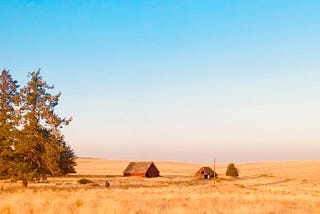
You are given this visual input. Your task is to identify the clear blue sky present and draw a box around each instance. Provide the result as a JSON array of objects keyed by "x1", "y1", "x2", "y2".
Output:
[{"x1": 1, "y1": 1, "x2": 320, "y2": 163}]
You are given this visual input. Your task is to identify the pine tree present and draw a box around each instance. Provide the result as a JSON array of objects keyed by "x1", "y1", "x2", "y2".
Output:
[
  {"x1": 0, "y1": 69, "x2": 76, "y2": 186},
  {"x1": 225, "y1": 163, "x2": 239, "y2": 177},
  {"x1": 0, "y1": 70, "x2": 20, "y2": 180},
  {"x1": 17, "y1": 70, "x2": 75, "y2": 185},
  {"x1": 59, "y1": 143, "x2": 76, "y2": 174}
]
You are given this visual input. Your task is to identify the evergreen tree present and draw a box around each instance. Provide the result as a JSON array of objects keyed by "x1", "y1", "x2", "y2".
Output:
[
  {"x1": 0, "y1": 70, "x2": 20, "y2": 179},
  {"x1": 225, "y1": 163, "x2": 239, "y2": 177},
  {"x1": 17, "y1": 70, "x2": 75, "y2": 185},
  {"x1": 0, "y1": 69, "x2": 76, "y2": 186},
  {"x1": 59, "y1": 143, "x2": 76, "y2": 174}
]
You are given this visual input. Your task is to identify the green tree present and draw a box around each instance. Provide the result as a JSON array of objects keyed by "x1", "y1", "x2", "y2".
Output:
[
  {"x1": 0, "y1": 69, "x2": 76, "y2": 186},
  {"x1": 17, "y1": 70, "x2": 75, "y2": 185},
  {"x1": 59, "y1": 143, "x2": 76, "y2": 174},
  {"x1": 0, "y1": 70, "x2": 20, "y2": 180},
  {"x1": 225, "y1": 163, "x2": 239, "y2": 177}
]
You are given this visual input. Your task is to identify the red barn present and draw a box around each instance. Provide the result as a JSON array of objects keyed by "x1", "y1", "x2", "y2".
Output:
[
  {"x1": 194, "y1": 167, "x2": 217, "y2": 179},
  {"x1": 123, "y1": 162, "x2": 160, "y2": 178}
]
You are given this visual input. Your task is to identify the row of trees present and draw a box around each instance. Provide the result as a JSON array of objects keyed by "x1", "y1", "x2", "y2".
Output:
[{"x1": 0, "y1": 69, "x2": 76, "y2": 186}]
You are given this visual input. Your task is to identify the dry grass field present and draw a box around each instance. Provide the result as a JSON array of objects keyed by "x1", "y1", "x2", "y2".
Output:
[{"x1": 1, "y1": 158, "x2": 320, "y2": 214}]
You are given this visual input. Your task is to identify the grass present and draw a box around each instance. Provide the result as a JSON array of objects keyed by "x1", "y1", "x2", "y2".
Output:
[{"x1": 1, "y1": 159, "x2": 320, "y2": 213}]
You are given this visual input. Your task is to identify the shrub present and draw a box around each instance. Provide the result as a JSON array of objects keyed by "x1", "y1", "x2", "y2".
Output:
[
  {"x1": 226, "y1": 163, "x2": 239, "y2": 177},
  {"x1": 77, "y1": 178, "x2": 93, "y2": 184}
]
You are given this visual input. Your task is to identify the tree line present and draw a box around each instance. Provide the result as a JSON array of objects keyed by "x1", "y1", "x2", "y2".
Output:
[{"x1": 0, "y1": 69, "x2": 76, "y2": 186}]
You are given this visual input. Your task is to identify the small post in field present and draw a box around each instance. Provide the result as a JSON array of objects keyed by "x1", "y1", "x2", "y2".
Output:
[{"x1": 213, "y1": 159, "x2": 216, "y2": 188}]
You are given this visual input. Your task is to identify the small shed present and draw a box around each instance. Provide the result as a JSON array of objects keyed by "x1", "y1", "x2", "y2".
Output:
[
  {"x1": 194, "y1": 167, "x2": 217, "y2": 179},
  {"x1": 123, "y1": 162, "x2": 160, "y2": 178}
]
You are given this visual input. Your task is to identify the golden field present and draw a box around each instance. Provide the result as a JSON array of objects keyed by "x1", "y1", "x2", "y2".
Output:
[{"x1": 1, "y1": 158, "x2": 320, "y2": 214}]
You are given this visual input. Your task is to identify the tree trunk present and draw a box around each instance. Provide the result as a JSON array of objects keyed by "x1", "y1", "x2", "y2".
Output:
[{"x1": 22, "y1": 178, "x2": 28, "y2": 187}]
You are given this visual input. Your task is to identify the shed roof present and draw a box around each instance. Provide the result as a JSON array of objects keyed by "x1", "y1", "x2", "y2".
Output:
[
  {"x1": 123, "y1": 162, "x2": 156, "y2": 174},
  {"x1": 200, "y1": 167, "x2": 215, "y2": 174},
  {"x1": 195, "y1": 167, "x2": 216, "y2": 176}
]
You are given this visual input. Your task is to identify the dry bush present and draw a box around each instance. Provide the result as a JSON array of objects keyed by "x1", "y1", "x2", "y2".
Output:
[{"x1": 77, "y1": 178, "x2": 93, "y2": 184}]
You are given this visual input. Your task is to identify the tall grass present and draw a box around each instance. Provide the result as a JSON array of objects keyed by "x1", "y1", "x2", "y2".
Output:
[
  {"x1": 1, "y1": 177, "x2": 319, "y2": 214},
  {"x1": 1, "y1": 159, "x2": 320, "y2": 214}
]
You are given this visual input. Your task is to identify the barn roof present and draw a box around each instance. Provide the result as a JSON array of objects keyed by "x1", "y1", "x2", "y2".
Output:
[
  {"x1": 123, "y1": 162, "x2": 156, "y2": 174},
  {"x1": 195, "y1": 167, "x2": 215, "y2": 175},
  {"x1": 201, "y1": 167, "x2": 215, "y2": 174}
]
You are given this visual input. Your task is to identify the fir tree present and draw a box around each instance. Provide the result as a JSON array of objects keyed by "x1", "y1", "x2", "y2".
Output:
[
  {"x1": 225, "y1": 163, "x2": 239, "y2": 177},
  {"x1": 59, "y1": 144, "x2": 77, "y2": 174},
  {"x1": 0, "y1": 69, "x2": 76, "y2": 186},
  {"x1": 0, "y1": 70, "x2": 20, "y2": 180},
  {"x1": 18, "y1": 70, "x2": 75, "y2": 185}
]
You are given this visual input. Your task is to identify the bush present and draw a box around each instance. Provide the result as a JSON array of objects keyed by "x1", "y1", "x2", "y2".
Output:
[
  {"x1": 78, "y1": 178, "x2": 93, "y2": 184},
  {"x1": 225, "y1": 163, "x2": 239, "y2": 177}
]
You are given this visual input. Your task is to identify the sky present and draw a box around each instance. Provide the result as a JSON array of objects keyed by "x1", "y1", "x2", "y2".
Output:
[{"x1": 1, "y1": 0, "x2": 320, "y2": 163}]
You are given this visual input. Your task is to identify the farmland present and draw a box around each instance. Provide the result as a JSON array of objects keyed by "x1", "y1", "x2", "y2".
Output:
[{"x1": 1, "y1": 158, "x2": 320, "y2": 213}]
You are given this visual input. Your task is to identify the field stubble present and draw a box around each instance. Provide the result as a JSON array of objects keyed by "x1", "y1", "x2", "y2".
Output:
[{"x1": 1, "y1": 159, "x2": 320, "y2": 214}]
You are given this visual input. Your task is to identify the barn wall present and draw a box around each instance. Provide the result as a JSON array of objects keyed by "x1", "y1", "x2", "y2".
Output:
[
  {"x1": 194, "y1": 171, "x2": 205, "y2": 179},
  {"x1": 146, "y1": 165, "x2": 160, "y2": 178},
  {"x1": 124, "y1": 173, "x2": 145, "y2": 177},
  {"x1": 194, "y1": 167, "x2": 215, "y2": 179}
]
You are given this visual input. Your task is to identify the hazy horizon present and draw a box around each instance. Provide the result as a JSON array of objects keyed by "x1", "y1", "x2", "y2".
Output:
[{"x1": 1, "y1": 1, "x2": 320, "y2": 163}]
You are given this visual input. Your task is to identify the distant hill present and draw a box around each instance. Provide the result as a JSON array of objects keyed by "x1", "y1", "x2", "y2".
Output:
[{"x1": 75, "y1": 158, "x2": 320, "y2": 180}]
